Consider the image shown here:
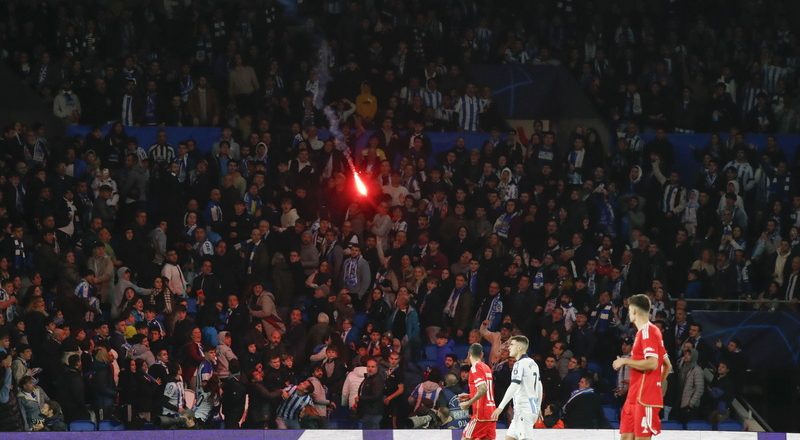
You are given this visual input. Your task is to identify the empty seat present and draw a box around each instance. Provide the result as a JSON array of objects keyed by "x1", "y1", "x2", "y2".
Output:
[
  {"x1": 662, "y1": 420, "x2": 684, "y2": 430},
  {"x1": 98, "y1": 419, "x2": 125, "y2": 431},
  {"x1": 718, "y1": 420, "x2": 744, "y2": 431},
  {"x1": 603, "y1": 405, "x2": 619, "y2": 422},
  {"x1": 687, "y1": 420, "x2": 713, "y2": 431},
  {"x1": 69, "y1": 420, "x2": 96, "y2": 431},
  {"x1": 453, "y1": 344, "x2": 469, "y2": 359},
  {"x1": 353, "y1": 313, "x2": 368, "y2": 330},
  {"x1": 424, "y1": 344, "x2": 438, "y2": 360}
]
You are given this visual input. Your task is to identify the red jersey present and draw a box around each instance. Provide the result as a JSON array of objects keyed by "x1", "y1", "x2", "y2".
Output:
[
  {"x1": 626, "y1": 322, "x2": 667, "y2": 408},
  {"x1": 468, "y1": 361, "x2": 496, "y2": 421}
]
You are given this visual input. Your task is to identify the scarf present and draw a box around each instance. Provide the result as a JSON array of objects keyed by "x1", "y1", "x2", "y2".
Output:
[
  {"x1": 444, "y1": 287, "x2": 465, "y2": 318},
  {"x1": 343, "y1": 256, "x2": 360, "y2": 289},
  {"x1": 564, "y1": 386, "x2": 594, "y2": 412}
]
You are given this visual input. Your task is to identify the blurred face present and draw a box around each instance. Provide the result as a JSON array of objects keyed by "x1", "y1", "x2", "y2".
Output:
[{"x1": 367, "y1": 360, "x2": 378, "y2": 375}]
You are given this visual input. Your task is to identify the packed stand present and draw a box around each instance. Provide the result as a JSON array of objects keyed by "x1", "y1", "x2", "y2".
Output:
[{"x1": 0, "y1": 0, "x2": 798, "y2": 434}]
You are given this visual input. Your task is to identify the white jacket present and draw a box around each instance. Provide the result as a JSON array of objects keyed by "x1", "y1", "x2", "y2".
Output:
[
  {"x1": 161, "y1": 263, "x2": 187, "y2": 297},
  {"x1": 341, "y1": 366, "x2": 367, "y2": 409}
]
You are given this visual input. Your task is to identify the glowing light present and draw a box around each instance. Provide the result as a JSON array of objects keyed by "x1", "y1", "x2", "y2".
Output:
[{"x1": 354, "y1": 172, "x2": 368, "y2": 197}]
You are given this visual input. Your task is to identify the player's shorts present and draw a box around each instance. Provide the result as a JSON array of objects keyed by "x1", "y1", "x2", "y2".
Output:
[
  {"x1": 462, "y1": 418, "x2": 496, "y2": 440},
  {"x1": 507, "y1": 412, "x2": 536, "y2": 439},
  {"x1": 620, "y1": 401, "x2": 661, "y2": 437}
]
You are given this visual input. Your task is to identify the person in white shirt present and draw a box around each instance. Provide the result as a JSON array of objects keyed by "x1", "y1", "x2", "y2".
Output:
[
  {"x1": 161, "y1": 249, "x2": 187, "y2": 297},
  {"x1": 381, "y1": 172, "x2": 410, "y2": 207},
  {"x1": 491, "y1": 335, "x2": 542, "y2": 440}
]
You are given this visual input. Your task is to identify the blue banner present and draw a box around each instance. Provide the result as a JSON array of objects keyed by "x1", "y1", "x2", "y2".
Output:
[
  {"x1": 66, "y1": 126, "x2": 800, "y2": 185},
  {"x1": 692, "y1": 311, "x2": 800, "y2": 368}
]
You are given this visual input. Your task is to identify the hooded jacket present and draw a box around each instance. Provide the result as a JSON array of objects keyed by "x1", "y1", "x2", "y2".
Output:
[
  {"x1": 341, "y1": 366, "x2": 367, "y2": 409},
  {"x1": 216, "y1": 331, "x2": 238, "y2": 379},
  {"x1": 129, "y1": 343, "x2": 156, "y2": 366},
  {"x1": 680, "y1": 348, "x2": 704, "y2": 408},
  {"x1": 248, "y1": 290, "x2": 285, "y2": 335},
  {"x1": 112, "y1": 267, "x2": 153, "y2": 319}
]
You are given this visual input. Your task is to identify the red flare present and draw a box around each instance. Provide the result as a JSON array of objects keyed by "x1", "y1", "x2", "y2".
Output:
[{"x1": 354, "y1": 172, "x2": 368, "y2": 197}]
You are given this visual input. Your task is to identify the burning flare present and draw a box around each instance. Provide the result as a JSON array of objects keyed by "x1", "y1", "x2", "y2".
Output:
[{"x1": 353, "y1": 172, "x2": 368, "y2": 197}]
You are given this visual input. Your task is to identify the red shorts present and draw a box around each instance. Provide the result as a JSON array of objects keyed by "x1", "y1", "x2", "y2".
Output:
[
  {"x1": 620, "y1": 401, "x2": 661, "y2": 437},
  {"x1": 462, "y1": 418, "x2": 496, "y2": 440}
]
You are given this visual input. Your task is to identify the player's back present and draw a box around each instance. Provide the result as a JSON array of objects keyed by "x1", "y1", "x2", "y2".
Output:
[
  {"x1": 627, "y1": 322, "x2": 667, "y2": 408},
  {"x1": 511, "y1": 355, "x2": 541, "y2": 415},
  {"x1": 469, "y1": 361, "x2": 496, "y2": 421}
]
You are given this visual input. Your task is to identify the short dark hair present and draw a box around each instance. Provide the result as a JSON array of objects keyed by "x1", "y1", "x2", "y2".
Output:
[
  {"x1": 629, "y1": 294, "x2": 651, "y2": 314},
  {"x1": 580, "y1": 373, "x2": 594, "y2": 386},
  {"x1": 67, "y1": 354, "x2": 80, "y2": 368},
  {"x1": 468, "y1": 343, "x2": 484, "y2": 359}
]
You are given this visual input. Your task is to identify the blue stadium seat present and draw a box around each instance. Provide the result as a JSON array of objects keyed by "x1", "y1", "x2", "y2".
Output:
[
  {"x1": 69, "y1": 420, "x2": 96, "y2": 431},
  {"x1": 609, "y1": 421, "x2": 620, "y2": 429},
  {"x1": 453, "y1": 344, "x2": 469, "y2": 359},
  {"x1": 718, "y1": 420, "x2": 744, "y2": 431},
  {"x1": 603, "y1": 405, "x2": 619, "y2": 422},
  {"x1": 497, "y1": 420, "x2": 509, "y2": 429},
  {"x1": 662, "y1": 420, "x2": 684, "y2": 430},
  {"x1": 353, "y1": 313, "x2": 368, "y2": 330},
  {"x1": 424, "y1": 344, "x2": 438, "y2": 361},
  {"x1": 687, "y1": 420, "x2": 713, "y2": 430},
  {"x1": 416, "y1": 359, "x2": 438, "y2": 370},
  {"x1": 186, "y1": 297, "x2": 198, "y2": 314},
  {"x1": 98, "y1": 419, "x2": 125, "y2": 431}
]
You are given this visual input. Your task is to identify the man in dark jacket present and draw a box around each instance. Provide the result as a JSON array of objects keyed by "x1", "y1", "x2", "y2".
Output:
[
  {"x1": 357, "y1": 358, "x2": 385, "y2": 428},
  {"x1": 59, "y1": 354, "x2": 90, "y2": 422},
  {"x1": 221, "y1": 359, "x2": 247, "y2": 429},
  {"x1": 562, "y1": 374, "x2": 609, "y2": 429}
]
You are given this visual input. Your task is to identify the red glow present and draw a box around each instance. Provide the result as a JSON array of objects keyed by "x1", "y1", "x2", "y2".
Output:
[{"x1": 354, "y1": 172, "x2": 368, "y2": 197}]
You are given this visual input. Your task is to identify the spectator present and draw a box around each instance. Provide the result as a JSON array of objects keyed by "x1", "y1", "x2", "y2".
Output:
[
  {"x1": 275, "y1": 379, "x2": 314, "y2": 429},
  {"x1": 356, "y1": 358, "x2": 384, "y2": 429},
  {"x1": 221, "y1": 359, "x2": 247, "y2": 429},
  {"x1": 562, "y1": 374, "x2": 609, "y2": 429},
  {"x1": 0, "y1": 352, "x2": 24, "y2": 431},
  {"x1": 678, "y1": 347, "x2": 705, "y2": 428},
  {"x1": 59, "y1": 354, "x2": 89, "y2": 422}
]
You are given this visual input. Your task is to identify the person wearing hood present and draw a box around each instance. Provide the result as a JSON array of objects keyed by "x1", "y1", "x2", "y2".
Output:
[
  {"x1": 678, "y1": 347, "x2": 704, "y2": 428},
  {"x1": 497, "y1": 167, "x2": 518, "y2": 202},
  {"x1": 247, "y1": 283, "x2": 285, "y2": 336},
  {"x1": 112, "y1": 267, "x2": 152, "y2": 319},
  {"x1": 215, "y1": 331, "x2": 238, "y2": 379},
  {"x1": 622, "y1": 165, "x2": 646, "y2": 198},
  {"x1": 341, "y1": 365, "x2": 367, "y2": 409},
  {"x1": 129, "y1": 334, "x2": 156, "y2": 365}
]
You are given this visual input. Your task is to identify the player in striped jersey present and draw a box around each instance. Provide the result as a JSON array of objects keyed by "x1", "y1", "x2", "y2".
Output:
[
  {"x1": 456, "y1": 84, "x2": 485, "y2": 132},
  {"x1": 423, "y1": 78, "x2": 443, "y2": 110},
  {"x1": 491, "y1": 335, "x2": 541, "y2": 440},
  {"x1": 275, "y1": 379, "x2": 315, "y2": 429}
]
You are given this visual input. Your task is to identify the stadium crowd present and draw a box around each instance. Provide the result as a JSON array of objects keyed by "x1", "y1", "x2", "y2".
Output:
[{"x1": 0, "y1": 0, "x2": 799, "y2": 433}]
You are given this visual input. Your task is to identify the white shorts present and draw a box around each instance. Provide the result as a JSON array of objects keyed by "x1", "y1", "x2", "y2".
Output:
[{"x1": 507, "y1": 412, "x2": 535, "y2": 440}]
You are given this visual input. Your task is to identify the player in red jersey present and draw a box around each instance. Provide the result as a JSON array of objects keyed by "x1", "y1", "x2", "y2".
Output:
[
  {"x1": 613, "y1": 294, "x2": 673, "y2": 440},
  {"x1": 459, "y1": 343, "x2": 497, "y2": 440}
]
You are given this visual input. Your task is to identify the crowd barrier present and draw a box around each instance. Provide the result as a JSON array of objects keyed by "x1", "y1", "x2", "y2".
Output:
[{"x1": 3, "y1": 430, "x2": 796, "y2": 440}]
